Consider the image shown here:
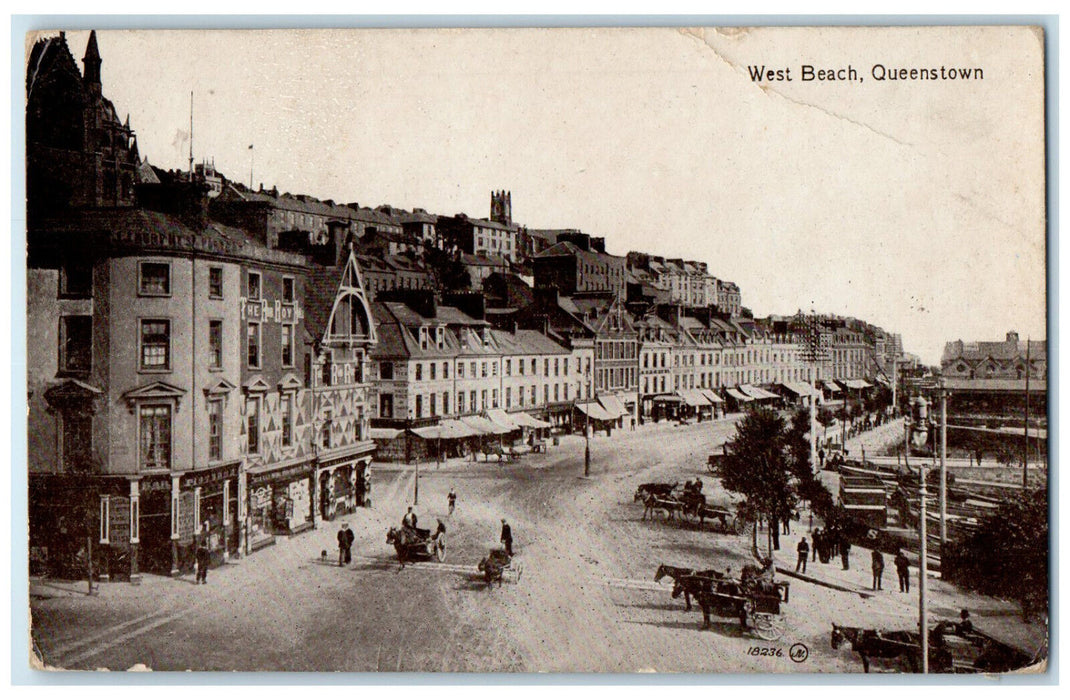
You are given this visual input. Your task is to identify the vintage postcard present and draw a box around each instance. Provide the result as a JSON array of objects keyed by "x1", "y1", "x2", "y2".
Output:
[{"x1": 24, "y1": 25, "x2": 1048, "y2": 674}]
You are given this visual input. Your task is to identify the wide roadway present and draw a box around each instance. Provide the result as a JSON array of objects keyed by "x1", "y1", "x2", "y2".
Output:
[{"x1": 30, "y1": 416, "x2": 979, "y2": 673}]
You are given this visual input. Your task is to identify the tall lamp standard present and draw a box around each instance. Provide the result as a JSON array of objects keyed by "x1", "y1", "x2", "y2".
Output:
[{"x1": 584, "y1": 365, "x2": 592, "y2": 478}]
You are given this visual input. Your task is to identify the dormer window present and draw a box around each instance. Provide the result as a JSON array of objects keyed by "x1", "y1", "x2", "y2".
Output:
[
  {"x1": 419, "y1": 327, "x2": 429, "y2": 350},
  {"x1": 435, "y1": 326, "x2": 444, "y2": 348}
]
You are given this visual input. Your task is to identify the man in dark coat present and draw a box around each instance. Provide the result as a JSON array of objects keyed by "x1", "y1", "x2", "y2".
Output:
[
  {"x1": 342, "y1": 523, "x2": 354, "y2": 565},
  {"x1": 337, "y1": 524, "x2": 348, "y2": 566},
  {"x1": 500, "y1": 518, "x2": 513, "y2": 557},
  {"x1": 895, "y1": 550, "x2": 911, "y2": 592},
  {"x1": 195, "y1": 521, "x2": 211, "y2": 584},
  {"x1": 871, "y1": 549, "x2": 885, "y2": 590},
  {"x1": 795, "y1": 537, "x2": 810, "y2": 573},
  {"x1": 840, "y1": 537, "x2": 851, "y2": 571}
]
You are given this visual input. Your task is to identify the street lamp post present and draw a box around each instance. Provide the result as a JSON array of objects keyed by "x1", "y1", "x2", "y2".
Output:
[{"x1": 584, "y1": 366, "x2": 592, "y2": 478}]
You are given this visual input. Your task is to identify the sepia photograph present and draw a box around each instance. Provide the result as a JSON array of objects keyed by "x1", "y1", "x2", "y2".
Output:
[{"x1": 21, "y1": 24, "x2": 1049, "y2": 675}]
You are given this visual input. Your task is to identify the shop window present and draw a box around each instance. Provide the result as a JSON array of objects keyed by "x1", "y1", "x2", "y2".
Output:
[
  {"x1": 140, "y1": 320, "x2": 171, "y2": 371},
  {"x1": 139, "y1": 404, "x2": 171, "y2": 470},
  {"x1": 380, "y1": 394, "x2": 394, "y2": 418},
  {"x1": 59, "y1": 315, "x2": 92, "y2": 374},
  {"x1": 139, "y1": 262, "x2": 171, "y2": 296},
  {"x1": 100, "y1": 496, "x2": 110, "y2": 544}
]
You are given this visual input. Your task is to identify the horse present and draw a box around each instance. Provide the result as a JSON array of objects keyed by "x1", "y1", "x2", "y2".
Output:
[
  {"x1": 830, "y1": 624, "x2": 923, "y2": 673},
  {"x1": 654, "y1": 564, "x2": 693, "y2": 584},
  {"x1": 670, "y1": 570, "x2": 727, "y2": 611},
  {"x1": 642, "y1": 494, "x2": 680, "y2": 521},
  {"x1": 635, "y1": 482, "x2": 677, "y2": 502},
  {"x1": 387, "y1": 520, "x2": 446, "y2": 570},
  {"x1": 386, "y1": 526, "x2": 416, "y2": 569},
  {"x1": 478, "y1": 549, "x2": 512, "y2": 589}
]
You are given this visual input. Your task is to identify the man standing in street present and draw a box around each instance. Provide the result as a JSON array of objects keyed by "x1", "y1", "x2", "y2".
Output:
[
  {"x1": 337, "y1": 524, "x2": 348, "y2": 567},
  {"x1": 448, "y1": 488, "x2": 457, "y2": 516},
  {"x1": 500, "y1": 518, "x2": 513, "y2": 557},
  {"x1": 796, "y1": 537, "x2": 810, "y2": 573},
  {"x1": 195, "y1": 521, "x2": 211, "y2": 585},
  {"x1": 871, "y1": 548, "x2": 885, "y2": 590},
  {"x1": 895, "y1": 549, "x2": 911, "y2": 593},
  {"x1": 840, "y1": 537, "x2": 851, "y2": 571},
  {"x1": 343, "y1": 523, "x2": 354, "y2": 565}
]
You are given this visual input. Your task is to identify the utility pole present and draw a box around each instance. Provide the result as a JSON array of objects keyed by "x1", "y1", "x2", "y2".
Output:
[
  {"x1": 1023, "y1": 339, "x2": 1030, "y2": 489},
  {"x1": 939, "y1": 381, "x2": 948, "y2": 547},
  {"x1": 919, "y1": 449, "x2": 929, "y2": 674},
  {"x1": 584, "y1": 365, "x2": 592, "y2": 477}
]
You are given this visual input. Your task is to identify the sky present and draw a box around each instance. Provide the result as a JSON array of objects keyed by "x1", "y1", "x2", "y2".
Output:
[{"x1": 41, "y1": 27, "x2": 1047, "y2": 365}]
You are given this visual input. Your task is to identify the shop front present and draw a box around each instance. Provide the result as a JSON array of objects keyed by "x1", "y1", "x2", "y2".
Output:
[
  {"x1": 246, "y1": 460, "x2": 315, "y2": 552},
  {"x1": 180, "y1": 461, "x2": 241, "y2": 567},
  {"x1": 316, "y1": 453, "x2": 373, "y2": 520}
]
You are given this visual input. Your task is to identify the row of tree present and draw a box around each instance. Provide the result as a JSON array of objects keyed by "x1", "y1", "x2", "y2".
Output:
[{"x1": 716, "y1": 405, "x2": 1048, "y2": 621}]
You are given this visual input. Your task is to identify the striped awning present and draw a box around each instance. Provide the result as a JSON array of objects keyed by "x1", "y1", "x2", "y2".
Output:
[
  {"x1": 510, "y1": 412, "x2": 553, "y2": 429},
  {"x1": 700, "y1": 388, "x2": 725, "y2": 403},
  {"x1": 460, "y1": 415, "x2": 512, "y2": 435},
  {"x1": 725, "y1": 388, "x2": 752, "y2": 402},
  {"x1": 486, "y1": 408, "x2": 521, "y2": 431}
]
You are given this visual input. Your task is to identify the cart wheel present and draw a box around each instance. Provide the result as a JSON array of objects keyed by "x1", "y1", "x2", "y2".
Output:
[
  {"x1": 435, "y1": 541, "x2": 446, "y2": 562},
  {"x1": 733, "y1": 516, "x2": 749, "y2": 535},
  {"x1": 753, "y1": 614, "x2": 784, "y2": 641}
]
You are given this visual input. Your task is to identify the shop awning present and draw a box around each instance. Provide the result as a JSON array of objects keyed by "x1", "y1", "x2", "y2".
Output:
[
  {"x1": 699, "y1": 388, "x2": 724, "y2": 403},
  {"x1": 725, "y1": 388, "x2": 752, "y2": 402},
  {"x1": 874, "y1": 375, "x2": 891, "y2": 387},
  {"x1": 442, "y1": 419, "x2": 480, "y2": 438},
  {"x1": 679, "y1": 389, "x2": 711, "y2": 407},
  {"x1": 486, "y1": 409, "x2": 521, "y2": 431},
  {"x1": 598, "y1": 394, "x2": 629, "y2": 419},
  {"x1": 369, "y1": 427, "x2": 403, "y2": 440},
  {"x1": 739, "y1": 384, "x2": 777, "y2": 401},
  {"x1": 822, "y1": 381, "x2": 842, "y2": 393},
  {"x1": 616, "y1": 392, "x2": 639, "y2": 408},
  {"x1": 461, "y1": 415, "x2": 512, "y2": 435},
  {"x1": 410, "y1": 424, "x2": 449, "y2": 440},
  {"x1": 652, "y1": 394, "x2": 683, "y2": 403},
  {"x1": 842, "y1": 378, "x2": 871, "y2": 390},
  {"x1": 576, "y1": 401, "x2": 614, "y2": 421},
  {"x1": 781, "y1": 382, "x2": 819, "y2": 398},
  {"x1": 510, "y1": 412, "x2": 553, "y2": 429}
]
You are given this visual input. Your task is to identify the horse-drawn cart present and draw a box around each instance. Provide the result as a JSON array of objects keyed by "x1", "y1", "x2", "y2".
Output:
[
  {"x1": 386, "y1": 521, "x2": 446, "y2": 568},
  {"x1": 694, "y1": 579, "x2": 789, "y2": 641},
  {"x1": 477, "y1": 548, "x2": 523, "y2": 588}
]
